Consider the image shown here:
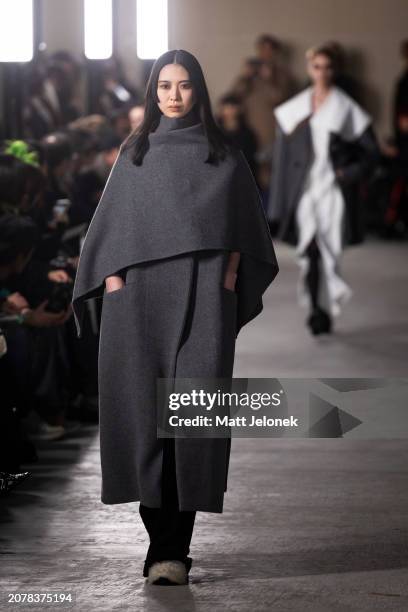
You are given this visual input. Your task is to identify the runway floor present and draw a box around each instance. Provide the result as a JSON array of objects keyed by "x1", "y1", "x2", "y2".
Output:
[{"x1": 1, "y1": 238, "x2": 407, "y2": 611}]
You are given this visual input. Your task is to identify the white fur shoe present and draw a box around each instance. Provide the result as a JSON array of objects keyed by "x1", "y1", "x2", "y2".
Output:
[{"x1": 147, "y1": 560, "x2": 188, "y2": 585}]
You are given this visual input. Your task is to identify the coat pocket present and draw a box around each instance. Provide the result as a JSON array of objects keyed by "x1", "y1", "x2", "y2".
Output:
[
  {"x1": 98, "y1": 280, "x2": 147, "y2": 399},
  {"x1": 103, "y1": 283, "x2": 128, "y2": 298}
]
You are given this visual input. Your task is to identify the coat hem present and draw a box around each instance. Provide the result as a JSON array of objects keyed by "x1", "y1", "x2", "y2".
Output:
[{"x1": 101, "y1": 495, "x2": 225, "y2": 513}]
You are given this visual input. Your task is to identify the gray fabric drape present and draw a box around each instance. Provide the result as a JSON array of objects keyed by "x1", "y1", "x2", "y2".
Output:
[{"x1": 72, "y1": 110, "x2": 279, "y2": 339}]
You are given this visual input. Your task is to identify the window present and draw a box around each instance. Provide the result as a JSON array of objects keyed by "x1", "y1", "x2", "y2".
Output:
[
  {"x1": 137, "y1": 0, "x2": 168, "y2": 60},
  {"x1": 0, "y1": 0, "x2": 33, "y2": 62},
  {"x1": 84, "y1": 0, "x2": 112, "y2": 60}
]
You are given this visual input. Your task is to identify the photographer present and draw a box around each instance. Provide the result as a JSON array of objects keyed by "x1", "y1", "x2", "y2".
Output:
[
  {"x1": 0, "y1": 143, "x2": 76, "y2": 444},
  {"x1": 0, "y1": 214, "x2": 70, "y2": 493}
]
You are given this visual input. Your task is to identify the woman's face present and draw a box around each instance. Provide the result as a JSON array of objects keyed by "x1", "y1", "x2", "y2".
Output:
[
  {"x1": 307, "y1": 53, "x2": 334, "y2": 88},
  {"x1": 157, "y1": 63, "x2": 196, "y2": 118}
]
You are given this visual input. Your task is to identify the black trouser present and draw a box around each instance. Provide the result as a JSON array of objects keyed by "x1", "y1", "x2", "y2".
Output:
[
  {"x1": 305, "y1": 236, "x2": 321, "y2": 310},
  {"x1": 139, "y1": 437, "x2": 196, "y2": 577}
]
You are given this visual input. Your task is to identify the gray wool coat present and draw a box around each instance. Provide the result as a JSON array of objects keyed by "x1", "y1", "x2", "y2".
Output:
[
  {"x1": 71, "y1": 111, "x2": 279, "y2": 512},
  {"x1": 99, "y1": 250, "x2": 238, "y2": 512}
]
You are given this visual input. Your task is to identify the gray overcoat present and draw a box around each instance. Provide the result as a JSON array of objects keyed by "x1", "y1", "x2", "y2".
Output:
[
  {"x1": 98, "y1": 250, "x2": 238, "y2": 512},
  {"x1": 71, "y1": 111, "x2": 279, "y2": 512}
]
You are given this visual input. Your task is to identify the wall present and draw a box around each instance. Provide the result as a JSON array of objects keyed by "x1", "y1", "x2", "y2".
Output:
[
  {"x1": 4, "y1": 0, "x2": 408, "y2": 139},
  {"x1": 41, "y1": 0, "x2": 145, "y2": 111},
  {"x1": 167, "y1": 0, "x2": 408, "y2": 138}
]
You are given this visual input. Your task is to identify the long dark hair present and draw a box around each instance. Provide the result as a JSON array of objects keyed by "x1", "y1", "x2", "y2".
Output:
[{"x1": 122, "y1": 49, "x2": 230, "y2": 166}]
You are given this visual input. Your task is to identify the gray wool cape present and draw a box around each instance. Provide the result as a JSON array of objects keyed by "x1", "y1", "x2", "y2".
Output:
[{"x1": 71, "y1": 110, "x2": 279, "y2": 512}]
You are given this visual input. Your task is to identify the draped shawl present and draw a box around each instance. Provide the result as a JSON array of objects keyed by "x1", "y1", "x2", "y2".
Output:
[{"x1": 71, "y1": 110, "x2": 278, "y2": 338}]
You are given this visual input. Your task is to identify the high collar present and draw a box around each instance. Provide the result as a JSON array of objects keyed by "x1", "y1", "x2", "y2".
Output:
[
  {"x1": 148, "y1": 106, "x2": 206, "y2": 146},
  {"x1": 274, "y1": 85, "x2": 371, "y2": 136},
  {"x1": 154, "y1": 107, "x2": 201, "y2": 133}
]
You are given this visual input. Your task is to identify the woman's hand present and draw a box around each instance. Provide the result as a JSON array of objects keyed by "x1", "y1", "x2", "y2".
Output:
[
  {"x1": 48, "y1": 269, "x2": 71, "y2": 283},
  {"x1": 1, "y1": 292, "x2": 30, "y2": 314},
  {"x1": 24, "y1": 301, "x2": 72, "y2": 327},
  {"x1": 223, "y1": 252, "x2": 241, "y2": 292},
  {"x1": 105, "y1": 274, "x2": 125, "y2": 293}
]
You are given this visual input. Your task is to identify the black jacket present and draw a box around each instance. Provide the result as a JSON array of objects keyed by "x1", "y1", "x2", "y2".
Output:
[{"x1": 267, "y1": 120, "x2": 380, "y2": 246}]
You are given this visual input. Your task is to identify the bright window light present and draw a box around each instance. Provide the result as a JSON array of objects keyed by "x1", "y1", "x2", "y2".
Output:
[
  {"x1": 84, "y1": 0, "x2": 112, "y2": 59},
  {"x1": 0, "y1": 0, "x2": 33, "y2": 62},
  {"x1": 137, "y1": 0, "x2": 168, "y2": 60}
]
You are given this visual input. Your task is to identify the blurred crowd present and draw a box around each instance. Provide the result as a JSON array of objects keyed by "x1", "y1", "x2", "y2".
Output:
[{"x1": 1, "y1": 36, "x2": 408, "y2": 495}]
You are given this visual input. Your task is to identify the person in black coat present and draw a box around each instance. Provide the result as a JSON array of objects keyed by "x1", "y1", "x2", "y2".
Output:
[
  {"x1": 393, "y1": 39, "x2": 408, "y2": 140},
  {"x1": 216, "y1": 93, "x2": 259, "y2": 185},
  {"x1": 267, "y1": 45, "x2": 379, "y2": 335}
]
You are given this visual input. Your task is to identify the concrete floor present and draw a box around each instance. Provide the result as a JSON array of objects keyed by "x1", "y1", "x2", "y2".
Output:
[
  {"x1": 234, "y1": 238, "x2": 408, "y2": 378},
  {"x1": 1, "y1": 238, "x2": 408, "y2": 611}
]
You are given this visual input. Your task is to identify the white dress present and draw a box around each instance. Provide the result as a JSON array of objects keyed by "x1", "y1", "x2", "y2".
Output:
[{"x1": 274, "y1": 86, "x2": 371, "y2": 317}]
